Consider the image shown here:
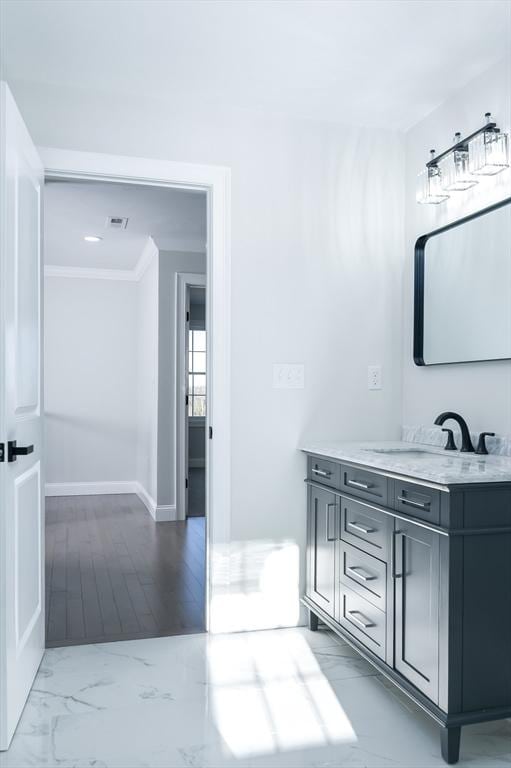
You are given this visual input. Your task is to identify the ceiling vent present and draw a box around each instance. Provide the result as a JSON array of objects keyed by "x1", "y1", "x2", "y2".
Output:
[{"x1": 106, "y1": 216, "x2": 129, "y2": 229}]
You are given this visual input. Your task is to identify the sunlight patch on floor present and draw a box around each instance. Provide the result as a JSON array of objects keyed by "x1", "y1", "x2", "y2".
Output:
[
  {"x1": 208, "y1": 629, "x2": 357, "y2": 758},
  {"x1": 209, "y1": 540, "x2": 301, "y2": 634}
]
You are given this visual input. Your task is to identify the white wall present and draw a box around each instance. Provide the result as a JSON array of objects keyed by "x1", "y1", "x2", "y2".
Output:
[
  {"x1": 157, "y1": 251, "x2": 206, "y2": 507},
  {"x1": 21, "y1": 80, "x2": 405, "y2": 630},
  {"x1": 44, "y1": 276, "x2": 139, "y2": 488},
  {"x1": 136, "y1": 249, "x2": 159, "y2": 503},
  {"x1": 403, "y1": 58, "x2": 511, "y2": 436},
  {"x1": 44, "y1": 242, "x2": 206, "y2": 515}
]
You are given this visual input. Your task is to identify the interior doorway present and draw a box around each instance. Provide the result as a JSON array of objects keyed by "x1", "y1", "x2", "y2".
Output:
[
  {"x1": 186, "y1": 285, "x2": 207, "y2": 518},
  {"x1": 176, "y1": 276, "x2": 208, "y2": 520},
  {"x1": 43, "y1": 179, "x2": 208, "y2": 647},
  {"x1": 0, "y1": 100, "x2": 230, "y2": 747}
]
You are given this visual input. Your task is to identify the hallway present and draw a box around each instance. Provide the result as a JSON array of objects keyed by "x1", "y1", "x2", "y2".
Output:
[{"x1": 45, "y1": 494, "x2": 205, "y2": 647}]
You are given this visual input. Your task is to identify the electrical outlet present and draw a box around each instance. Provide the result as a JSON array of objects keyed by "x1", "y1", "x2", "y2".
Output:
[
  {"x1": 368, "y1": 365, "x2": 382, "y2": 390},
  {"x1": 273, "y1": 363, "x2": 305, "y2": 389}
]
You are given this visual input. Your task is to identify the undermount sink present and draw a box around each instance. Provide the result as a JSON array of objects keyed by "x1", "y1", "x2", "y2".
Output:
[
  {"x1": 363, "y1": 447, "x2": 427, "y2": 454},
  {"x1": 362, "y1": 447, "x2": 465, "y2": 460}
]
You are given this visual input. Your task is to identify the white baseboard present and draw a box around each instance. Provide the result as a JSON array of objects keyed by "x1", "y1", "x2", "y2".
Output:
[
  {"x1": 45, "y1": 480, "x2": 178, "y2": 522},
  {"x1": 134, "y1": 482, "x2": 178, "y2": 522},
  {"x1": 45, "y1": 481, "x2": 138, "y2": 497},
  {"x1": 153, "y1": 504, "x2": 178, "y2": 522}
]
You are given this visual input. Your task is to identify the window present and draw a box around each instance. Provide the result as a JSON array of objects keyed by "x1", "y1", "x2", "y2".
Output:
[{"x1": 188, "y1": 329, "x2": 206, "y2": 416}]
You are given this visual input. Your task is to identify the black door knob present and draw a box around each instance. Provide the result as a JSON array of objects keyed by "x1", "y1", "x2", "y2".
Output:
[{"x1": 7, "y1": 441, "x2": 34, "y2": 462}]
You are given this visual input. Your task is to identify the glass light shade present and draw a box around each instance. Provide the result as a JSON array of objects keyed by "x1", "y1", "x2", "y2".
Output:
[
  {"x1": 469, "y1": 130, "x2": 509, "y2": 175},
  {"x1": 417, "y1": 166, "x2": 449, "y2": 204},
  {"x1": 440, "y1": 148, "x2": 478, "y2": 191}
]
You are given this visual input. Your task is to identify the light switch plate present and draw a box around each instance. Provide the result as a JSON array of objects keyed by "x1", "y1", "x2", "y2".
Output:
[
  {"x1": 273, "y1": 363, "x2": 305, "y2": 389},
  {"x1": 368, "y1": 365, "x2": 382, "y2": 390}
]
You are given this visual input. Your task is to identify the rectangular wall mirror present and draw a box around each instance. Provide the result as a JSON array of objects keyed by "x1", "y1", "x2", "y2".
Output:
[{"x1": 414, "y1": 197, "x2": 511, "y2": 366}]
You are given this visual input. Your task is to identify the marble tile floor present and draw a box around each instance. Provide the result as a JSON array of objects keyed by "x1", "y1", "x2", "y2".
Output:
[{"x1": 1, "y1": 626, "x2": 509, "y2": 768}]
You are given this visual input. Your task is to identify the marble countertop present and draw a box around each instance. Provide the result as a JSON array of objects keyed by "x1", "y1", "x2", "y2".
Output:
[{"x1": 301, "y1": 440, "x2": 511, "y2": 486}]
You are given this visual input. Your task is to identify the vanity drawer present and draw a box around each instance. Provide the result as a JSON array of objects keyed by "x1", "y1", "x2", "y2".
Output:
[
  {"x1": 338, "y1": 586, "x2": 386, "y2": 661},
  {"x1": 392, "y1": 479, "x2": 441, "y2": 524},
  {"x1": 340, "y1": 497, "x2": 391, "y2": 561},
  {"x1": 339, "y1": 541, "x2": 386, "y2": 612},
  {"x1": 308, "y1": 456, "x2": 341, "y2": 489},
  {"x1": 340, "y1": 464, "x2": 388, "y2": 505}
]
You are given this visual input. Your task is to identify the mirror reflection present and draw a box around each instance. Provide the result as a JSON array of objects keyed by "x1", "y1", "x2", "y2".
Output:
[{"x1": 415, "y1": 199, "x2": 511, "y2": 365}]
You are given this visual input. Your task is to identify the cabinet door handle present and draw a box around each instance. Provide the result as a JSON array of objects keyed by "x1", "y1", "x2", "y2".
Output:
[
  {"x1": 397, "y1": 496, "x2": 430, "y2": 509},
  {"x1": 392, "y1": 531, "x2": 403, "y2": 579},
  {"x1": 312, "y1": 467, "x2": 331, "y2": 478},
  {"x1": 347, "y1": 520, "x2": 374, "y2": 534},
  {"x1": 347, "y1": 479, "x2": 372, "y2": 490},
  {"x1": 346, "y1": 566, "x2": 375, "y2": 582},
  {"x1": 348, "y1": 610, "x2": 374, "y2": 629},
  {"x1": 326, "y1": 502, "x2": 337, "y2": 541}
]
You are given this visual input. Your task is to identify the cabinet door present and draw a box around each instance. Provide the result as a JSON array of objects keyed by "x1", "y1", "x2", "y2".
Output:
[
  {"x1": 306, "y1": 486, "x2": 337, "y2": 617},
  {"x1": 394, "y1": 519, "x2": 440, "y2": 703}
]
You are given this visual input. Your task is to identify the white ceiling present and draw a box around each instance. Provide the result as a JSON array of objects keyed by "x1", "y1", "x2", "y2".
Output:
[
  {"x1": 44, "y1": 181, "x2": 206, "y2": 270},
  {"x1": 3, "y1": 0, "x2": 510, "y2": 130}
]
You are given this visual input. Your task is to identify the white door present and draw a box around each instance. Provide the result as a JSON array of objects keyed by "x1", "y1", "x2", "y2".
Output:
[{"x1": 0, "y1": 82, "x2": 44, "y2": 751}]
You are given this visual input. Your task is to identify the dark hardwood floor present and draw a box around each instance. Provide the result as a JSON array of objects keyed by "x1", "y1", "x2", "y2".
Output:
[{"x1": 45, "y1": 494, "x2": 205, "y2": 648}]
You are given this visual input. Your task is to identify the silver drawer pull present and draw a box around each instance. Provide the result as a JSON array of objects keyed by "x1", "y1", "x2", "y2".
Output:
[
  {"x1": 347, "y1": 520, "x2": 374, "y2": 534},
  {"x1": 346, "y1": 566, "x2": 375, "y2": 582},
  {"x1": 348, "y1": 610, "x2": 374, "y2": 629},
  {"x1": 347, "y1": 479, "x2": 372, "y2": 490},
  {"x1": 312, "y1": 467, "x2": 332, "y2": 478},
  {"x1": 397, "y1": 496, "x2": 430, "y2": 510}
]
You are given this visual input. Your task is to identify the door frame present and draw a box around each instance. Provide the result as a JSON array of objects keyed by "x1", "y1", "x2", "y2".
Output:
[
  {"x1": 176, "y1": 273, "x2": 207, "y2": 521},
  {"x1": 39, "y1": 147, "x2": 231, "y2": 632}
]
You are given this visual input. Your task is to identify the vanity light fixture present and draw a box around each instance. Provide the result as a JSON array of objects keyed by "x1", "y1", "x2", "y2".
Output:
[
  {"x1": 84, "y1": 235, "x2": 102, "y2": 242},
  {"x1": 440, "y1": 133, "x2": 478, "y2": 191},
  {"x1": 469, "y1": 112, "x2": 509, "y2": 176},
  {"x1": 416, "y1": 150, "x2": 450, "y2": 205},
  {"x1": 416, "y1": 112, "x2": 509, "y2": 204}
]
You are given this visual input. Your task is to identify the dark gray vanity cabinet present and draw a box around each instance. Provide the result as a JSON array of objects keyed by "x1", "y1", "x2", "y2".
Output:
[
  {"x1": 302, "y1": 453, "x2": 511, "y2": 766},
  {"x1": 394, "y1": 519, "x2": 440, "y2": 702},
  {"x1": 305, "y1": 485, "x2": 337, "y2": 618}
]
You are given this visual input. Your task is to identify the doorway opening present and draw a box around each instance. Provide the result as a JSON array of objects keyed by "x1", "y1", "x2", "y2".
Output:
[
  {"x1": 44, "y1": 178, "x2": 208, "y2": 647},
  {"x1": 0, "y1": 112, "x2": 230, "y2": 748},
  {"x1": 176, "y1": 274, "x2": 207, "y2": 521},
  {"x1": 186, "y1": 285, "x2": 207, "y2": 518}
]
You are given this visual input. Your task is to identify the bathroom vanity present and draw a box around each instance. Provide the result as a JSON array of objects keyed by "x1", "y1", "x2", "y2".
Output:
[{"x1": 301, "y1": 441, "x2": 511, "y2": 765}]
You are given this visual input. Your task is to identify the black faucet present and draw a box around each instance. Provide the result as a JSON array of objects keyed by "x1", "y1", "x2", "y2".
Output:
[{"x1": 434, "y1": 411, "x2": 475, "y2": 452}]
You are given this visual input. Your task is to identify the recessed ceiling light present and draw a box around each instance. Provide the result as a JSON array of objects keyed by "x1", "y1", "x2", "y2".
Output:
[{"x1": 84, "y1": 235, "x2": 102, "y2": 243}]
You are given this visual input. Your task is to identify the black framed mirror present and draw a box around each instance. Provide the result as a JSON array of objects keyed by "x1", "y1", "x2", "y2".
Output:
[{"x1": 414, "y1": 196, "x2": 511, "y2": 366}]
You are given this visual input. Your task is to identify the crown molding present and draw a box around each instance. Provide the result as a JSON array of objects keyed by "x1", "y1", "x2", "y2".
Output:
[
  {"x1": 156, "y1": 236, "x2": 206, "y2": 254},
  {"x1": 133, "y1": 236, "x2": 158, "y2": 280},
  {"x1": 43, "y1": 236, "x2": 205, "y2": 282},
  {"x1": 45, "y1": 236, "x2": 159, "y2": 282},
  {"x1": 44, "y1": 265, "x2": 136, "y2": 281}
]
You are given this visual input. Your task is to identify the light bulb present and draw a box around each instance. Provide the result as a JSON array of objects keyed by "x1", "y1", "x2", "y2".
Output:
[{"x1": 417, "y1": 150, "x2": 449, "y2": 204}]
